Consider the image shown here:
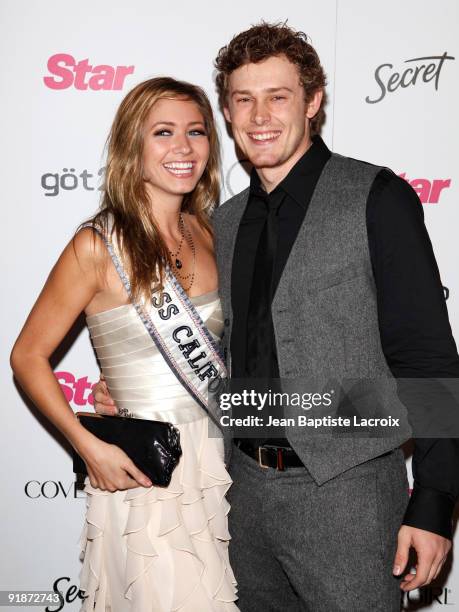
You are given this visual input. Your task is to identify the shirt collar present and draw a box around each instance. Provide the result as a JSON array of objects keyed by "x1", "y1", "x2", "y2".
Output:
[{"x1": 249, "y1": 135, "x2": 331, "y2": 207}]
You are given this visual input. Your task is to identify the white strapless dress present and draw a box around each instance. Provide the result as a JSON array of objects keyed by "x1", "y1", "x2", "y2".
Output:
[{"x1": 78, "y1": 290, "x2": 238, "y2": 612}]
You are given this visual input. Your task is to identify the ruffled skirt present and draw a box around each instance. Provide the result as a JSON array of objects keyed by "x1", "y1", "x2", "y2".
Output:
[{"x1": 78, "y1": 416, "x2": 239, "y2": 611}]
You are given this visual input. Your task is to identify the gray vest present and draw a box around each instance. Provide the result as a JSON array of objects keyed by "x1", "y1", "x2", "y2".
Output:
[{"x1": 213, "y1": 153, "x2": 411, "y2": 483}]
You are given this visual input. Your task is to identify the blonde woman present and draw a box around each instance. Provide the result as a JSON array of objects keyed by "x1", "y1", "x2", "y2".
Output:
[{"x1": 11, "y1": 77, "x2": 238, "y2": 611}]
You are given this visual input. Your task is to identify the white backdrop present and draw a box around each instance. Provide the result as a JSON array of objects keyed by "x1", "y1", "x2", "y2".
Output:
[{"x1": 1, "y1": 0, "x2": 458, "y2": 609}]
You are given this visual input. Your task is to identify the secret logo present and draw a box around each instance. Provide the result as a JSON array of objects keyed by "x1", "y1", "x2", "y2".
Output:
[
  {"x1": 366, "y1": 52, "x2": 454, "y2": 104},
  {"x1": 47, "y1": 577, "x2": 86, "y2": 611}
]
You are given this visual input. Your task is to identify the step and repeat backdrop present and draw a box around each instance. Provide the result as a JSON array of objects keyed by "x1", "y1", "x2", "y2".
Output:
[{"x1": 1, "y1": 0, "x2": 458, "y2": 609}]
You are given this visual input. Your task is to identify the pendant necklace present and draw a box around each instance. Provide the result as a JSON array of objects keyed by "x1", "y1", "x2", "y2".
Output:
[
  {"x1": 168, "y1": 213, "x2": 196, "y2": 291},
  {"x1": 169, "y1": 214, "x2": 185, "y2": 269}
]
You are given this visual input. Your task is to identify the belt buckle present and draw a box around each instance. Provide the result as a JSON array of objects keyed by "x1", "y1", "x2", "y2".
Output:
[
  {"x1": 257, "y1": 447, "x2": 270, "y2": 469},
  {"x1": 257, "y1": 446, "x2": 285, "y2": 471}
]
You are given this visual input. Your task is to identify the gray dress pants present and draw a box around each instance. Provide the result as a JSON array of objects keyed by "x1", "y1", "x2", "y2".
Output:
[{"x1": 227, "y1": 443, "x2": 409, "y2": 612}]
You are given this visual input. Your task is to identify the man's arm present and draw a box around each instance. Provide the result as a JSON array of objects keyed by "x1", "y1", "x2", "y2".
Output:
[{"x1": 367, "y1": 169, "x2": 459, "y2": 588}]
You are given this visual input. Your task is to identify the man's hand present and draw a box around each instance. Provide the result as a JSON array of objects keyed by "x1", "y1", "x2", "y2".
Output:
[
  {"x1": 92, "y1": 376, "x2": 118, "y2": 416},
  {"x1": 393, "y1": 525, "x2": 451, "y2": 591}
]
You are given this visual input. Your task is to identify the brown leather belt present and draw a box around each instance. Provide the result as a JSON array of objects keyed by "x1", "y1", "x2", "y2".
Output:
[{"x1": 235, "y1": 439, "x2": 304, "y2": 471}]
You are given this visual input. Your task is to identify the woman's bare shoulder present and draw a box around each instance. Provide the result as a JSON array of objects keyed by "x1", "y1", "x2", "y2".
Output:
[{"x1": 71, "y1": 226, "x2": 109, "y2": 267}]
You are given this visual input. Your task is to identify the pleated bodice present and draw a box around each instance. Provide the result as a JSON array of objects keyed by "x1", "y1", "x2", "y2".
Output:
[{"x1": 86, "y1": 289, "x2": 224, "y2": 424}]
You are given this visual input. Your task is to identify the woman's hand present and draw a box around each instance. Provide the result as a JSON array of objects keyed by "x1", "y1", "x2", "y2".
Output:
[{"x1": 81, "y1": 436, "x2": 152, "y2": 491}]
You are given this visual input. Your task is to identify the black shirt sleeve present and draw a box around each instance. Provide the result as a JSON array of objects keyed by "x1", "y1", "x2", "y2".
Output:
[{"x1": 367, "y1": 169, "x2": 459, "y2": 540}]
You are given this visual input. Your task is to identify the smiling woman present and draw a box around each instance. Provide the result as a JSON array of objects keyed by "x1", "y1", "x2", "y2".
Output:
[
  {"x1": 92, "y1": 77, "x2": 220, "y2": 301},
  {"x1": 10, "y1": 77, "x2": 238, "y2": 612},
  {"x1": 143, "y1": 99, "x2": 210, "y2": 195}
]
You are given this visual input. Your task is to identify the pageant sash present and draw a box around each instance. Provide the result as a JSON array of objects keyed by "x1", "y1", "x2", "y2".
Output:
[{"x1": 85, "y1": 222, "x2": 227, "y2": 413}]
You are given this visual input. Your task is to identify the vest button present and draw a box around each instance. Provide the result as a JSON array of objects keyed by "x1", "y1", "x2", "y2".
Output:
[{"x1": 224, "y1": 318, "x2": 230, "y2": 327}]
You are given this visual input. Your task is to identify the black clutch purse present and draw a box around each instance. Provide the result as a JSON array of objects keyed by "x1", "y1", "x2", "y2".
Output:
[{"x1": 73, "y1": 412, "x2": 182, "y2": 487}]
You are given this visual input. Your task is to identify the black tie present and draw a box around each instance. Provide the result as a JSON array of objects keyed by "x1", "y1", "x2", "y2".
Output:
[{"x1": 246, "y1": 188, "x2": 286, "y2": 379}]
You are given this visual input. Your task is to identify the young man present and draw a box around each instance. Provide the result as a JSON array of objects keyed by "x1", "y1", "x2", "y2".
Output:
[{"x1": 95, "y1": 23, "x2": 458, "y2": 611}]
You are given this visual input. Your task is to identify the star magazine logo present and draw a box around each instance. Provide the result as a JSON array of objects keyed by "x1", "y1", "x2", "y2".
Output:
[
  {"x1": 399, "y1": 173, "x2": 451, "y2": 204},
  {"x1": 54, "y1": 371, "x2": 96, "y2": 406},
  {"x1": 43, "y1": 53, "x2": 134, "y2": 91},
  {"x1": 224, "y1": 159, "x2": 452, "y2": 204}
]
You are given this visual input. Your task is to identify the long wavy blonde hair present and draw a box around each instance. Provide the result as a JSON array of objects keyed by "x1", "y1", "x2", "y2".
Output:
[{"x1": 86, "y1": 77, "x2": 220, "y2": 300}]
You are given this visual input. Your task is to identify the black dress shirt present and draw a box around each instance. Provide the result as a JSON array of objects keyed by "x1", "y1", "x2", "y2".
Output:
[{"x1": 230, "y1": 135, "x2": 459, "y2": 539}]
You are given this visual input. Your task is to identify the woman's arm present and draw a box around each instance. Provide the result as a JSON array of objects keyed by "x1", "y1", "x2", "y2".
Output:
[{"x1": 10, "y1": 228, "x2": 152, "y2": 490}]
